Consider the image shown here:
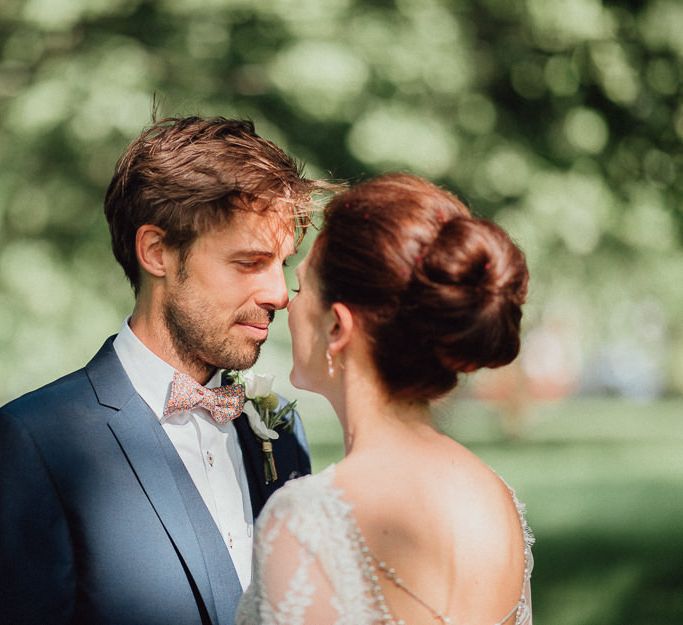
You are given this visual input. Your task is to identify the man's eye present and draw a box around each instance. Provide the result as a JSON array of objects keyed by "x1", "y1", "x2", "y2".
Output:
[
  {"x1": 290, "y1": 287, "x2": 300, "y2": 294},
  {"x1": 235, "y1": 260, "x2": 260, "y2": 269}
]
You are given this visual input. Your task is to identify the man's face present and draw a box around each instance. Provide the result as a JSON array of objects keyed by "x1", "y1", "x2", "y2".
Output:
[{"x1": 162, "y1": 209, "x2": 295, "y2": 372}]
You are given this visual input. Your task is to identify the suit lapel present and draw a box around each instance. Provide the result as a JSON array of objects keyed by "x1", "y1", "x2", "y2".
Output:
[
  {"x1": 87, "y1": 338, "x2": 241, "y2": 625},
  {"x1": 152, "y1": 415, "x2": 243, "y2": 625},
  {"x1": 108, "y1": 394, "x2": 221, "y2": 625}
]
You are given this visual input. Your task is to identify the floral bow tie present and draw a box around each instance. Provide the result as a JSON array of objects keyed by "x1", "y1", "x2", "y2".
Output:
[{"x1": 164, "y1": 371, "x2": 246, "y2": 424}]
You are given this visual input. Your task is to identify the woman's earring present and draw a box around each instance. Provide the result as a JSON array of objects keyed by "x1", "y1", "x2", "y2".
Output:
[{"x1": 326, "y1": 349, "x2": 334, "y2": 377}]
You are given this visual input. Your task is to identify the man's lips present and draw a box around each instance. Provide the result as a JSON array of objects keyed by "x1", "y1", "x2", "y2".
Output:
[
  {"x1": 235, "y1": 320, "x2": 270, "y2": 338},
  {"x1": 237, "y1": 320, "x2": 269, "y2": 329}
]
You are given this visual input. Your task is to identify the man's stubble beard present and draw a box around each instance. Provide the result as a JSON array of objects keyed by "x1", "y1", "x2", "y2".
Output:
[{"x1": 162, "y1": 287, "x2": 273, "y2": 374}]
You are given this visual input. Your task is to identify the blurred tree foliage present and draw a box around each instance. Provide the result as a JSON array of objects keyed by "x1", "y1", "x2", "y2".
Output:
[{"x1": 0, "y1": 0, "x2": 682, "y2": 400}]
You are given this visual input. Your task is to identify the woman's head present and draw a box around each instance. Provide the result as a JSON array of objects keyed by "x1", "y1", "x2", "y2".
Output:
[{"x1": 290, "y1": 173, "x2": 529, "y2": 402}]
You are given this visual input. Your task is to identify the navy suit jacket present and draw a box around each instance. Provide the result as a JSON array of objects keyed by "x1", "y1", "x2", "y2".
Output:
[{"x1": 0, "y1": 337, "x2": 311, "y2": 625}]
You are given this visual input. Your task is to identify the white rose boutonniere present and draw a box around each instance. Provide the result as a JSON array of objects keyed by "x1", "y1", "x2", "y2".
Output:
[{"x1": 241, "y1": 372, "x2": 297, "y2": 484}]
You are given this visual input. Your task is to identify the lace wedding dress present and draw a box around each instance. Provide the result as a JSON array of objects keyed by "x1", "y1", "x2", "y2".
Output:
[{"x1": 236, "y1": 465, "x2": 534, "y2": 625}]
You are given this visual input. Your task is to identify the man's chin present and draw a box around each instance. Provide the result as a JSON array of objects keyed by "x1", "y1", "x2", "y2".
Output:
[{"x1": 216, "y1": 343, "x2": 262, "y2": 372}]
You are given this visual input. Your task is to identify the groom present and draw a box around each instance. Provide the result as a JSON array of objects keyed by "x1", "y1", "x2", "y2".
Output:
[{"x1": 0, "y1": 117, "x2": 319, "y2": 625}]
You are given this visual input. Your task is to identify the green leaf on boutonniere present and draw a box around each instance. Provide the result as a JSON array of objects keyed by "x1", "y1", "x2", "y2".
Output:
[{"x1": 240, "y1": 372, "x2": 297, "y2": 483}]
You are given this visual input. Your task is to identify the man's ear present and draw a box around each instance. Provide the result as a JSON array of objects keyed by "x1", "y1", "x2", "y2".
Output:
[
  {"x1": 135, "y1": 225, "x2": 168, "y2": 279},
  {"x1": 327, "y1": 302, "x2": 354, "y2": 357}
]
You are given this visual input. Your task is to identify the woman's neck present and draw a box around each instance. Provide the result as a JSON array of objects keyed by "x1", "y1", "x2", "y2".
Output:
[{"x1": 328, "y1": 361, "x2": 437, "y2": 456}]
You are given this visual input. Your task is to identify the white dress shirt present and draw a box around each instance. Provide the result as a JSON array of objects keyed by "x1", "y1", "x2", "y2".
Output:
[{"x1": 113, "y1": 319, "x2": 254, "y2": 589}]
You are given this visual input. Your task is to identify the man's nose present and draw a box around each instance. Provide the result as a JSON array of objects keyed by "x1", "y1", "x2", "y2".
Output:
[{"x1": 259, "y1": 265, "x2": 289, "y2": 311}]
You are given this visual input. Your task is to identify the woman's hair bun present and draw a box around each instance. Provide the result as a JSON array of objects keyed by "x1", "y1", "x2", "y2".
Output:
[
  {"x1": 411, "y1": 216, "x2": 529, "y2": 376},
  {"x1": 314, "y1": 173, "x2": 529, "y2": 402}
]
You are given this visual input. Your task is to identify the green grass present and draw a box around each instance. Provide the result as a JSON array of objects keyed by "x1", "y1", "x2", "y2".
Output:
[{"x1": 301, "y1": 397, "x2": 683, "y2": 625}]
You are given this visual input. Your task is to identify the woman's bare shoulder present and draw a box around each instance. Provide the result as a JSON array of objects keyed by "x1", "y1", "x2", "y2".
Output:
[
  {"x1": 331, "y1": 441, "x2": 528, "y2": 621},
  {"x1": 333, "y1": 440, "x2": 526, "y2": 569}
]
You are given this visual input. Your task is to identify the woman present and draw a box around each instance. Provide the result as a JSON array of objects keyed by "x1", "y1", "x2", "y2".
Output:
[{"x1": 237, "y1": 173, "x2": 533, "y2": 625}]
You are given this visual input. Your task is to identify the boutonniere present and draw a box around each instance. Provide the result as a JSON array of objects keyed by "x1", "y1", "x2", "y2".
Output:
[{"x1": 240, "y1": 372, "x2": 296, "y2": 484}]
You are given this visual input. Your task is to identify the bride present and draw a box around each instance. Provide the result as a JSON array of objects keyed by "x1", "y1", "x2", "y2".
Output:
[{"x1": 237, "y1": 173, "x2": 533, "y2": 625}]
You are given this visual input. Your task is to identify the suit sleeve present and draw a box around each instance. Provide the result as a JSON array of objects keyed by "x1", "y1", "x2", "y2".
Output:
[{"x1": 0, "y1": 410, "x2": 75, "y2": 625}]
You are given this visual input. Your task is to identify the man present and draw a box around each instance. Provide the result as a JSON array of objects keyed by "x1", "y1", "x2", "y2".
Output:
[{"x1": 0, "y1": 117, "x2": 322, "y2": 625}]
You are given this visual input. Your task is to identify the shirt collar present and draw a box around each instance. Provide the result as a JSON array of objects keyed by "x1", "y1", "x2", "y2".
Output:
[{"x1": 112, "y1": 317, "x2": 222, "y2": 421}]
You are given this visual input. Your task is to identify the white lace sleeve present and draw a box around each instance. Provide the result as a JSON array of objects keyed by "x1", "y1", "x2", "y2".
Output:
[{"x1": 236, "y1": 468, "x2": 380, "y2": 625}]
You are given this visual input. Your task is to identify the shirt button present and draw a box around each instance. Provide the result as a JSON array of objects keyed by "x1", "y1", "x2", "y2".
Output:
[{"x1": 206, "y1": 451, "x2": 214, "y2": 467}]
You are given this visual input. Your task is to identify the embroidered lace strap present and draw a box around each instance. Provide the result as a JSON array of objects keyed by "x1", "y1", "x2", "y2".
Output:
[
  {"x1": 495, "y1": 474, "x2": 535, "y2": 552},
  {"x1": 494, "y1": 474, "x2": 534, "y2": 625}
]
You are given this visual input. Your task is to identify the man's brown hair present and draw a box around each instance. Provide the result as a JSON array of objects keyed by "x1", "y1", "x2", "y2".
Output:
[{"x1": 104, "y1": 116, "x2": 325, "y2": 294}]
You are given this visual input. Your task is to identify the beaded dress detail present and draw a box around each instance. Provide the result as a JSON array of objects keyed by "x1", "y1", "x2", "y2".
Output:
[{"x1": 236, "y1": 465, "x2": 534, "y2": 625}]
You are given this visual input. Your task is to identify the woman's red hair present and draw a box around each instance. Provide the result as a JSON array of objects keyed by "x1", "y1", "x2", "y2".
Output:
[{"x1": 313, "y1": 173, "x2": 529, "y2": 401}]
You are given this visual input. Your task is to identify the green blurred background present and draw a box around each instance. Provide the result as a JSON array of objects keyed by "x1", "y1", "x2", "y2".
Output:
[{"x1": 1, "y1": 1, "x2": 682, "y2": 623}]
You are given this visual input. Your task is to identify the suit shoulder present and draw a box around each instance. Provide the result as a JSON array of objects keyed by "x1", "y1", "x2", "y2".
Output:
[{"x1": 1, "y1": 368, "x2": 91, "y2": 422}]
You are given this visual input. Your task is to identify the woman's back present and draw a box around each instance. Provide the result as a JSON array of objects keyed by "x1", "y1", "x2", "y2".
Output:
[
  {"x1": 334, "y1": 433, "x2": 531, "y2": 625},
  {"x1": 237, "y1": 431, "x2": 533, "y2": 625}
]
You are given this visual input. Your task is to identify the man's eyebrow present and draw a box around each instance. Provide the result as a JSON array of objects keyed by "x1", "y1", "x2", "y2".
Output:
[{"x1": 227, "y1": 249, "x2": 275, "y2": 258}]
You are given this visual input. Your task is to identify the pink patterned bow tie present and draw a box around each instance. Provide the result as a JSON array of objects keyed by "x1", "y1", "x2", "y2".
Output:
[{"x1": 164, "y1": 371, "x2": 246, "y2": 424}]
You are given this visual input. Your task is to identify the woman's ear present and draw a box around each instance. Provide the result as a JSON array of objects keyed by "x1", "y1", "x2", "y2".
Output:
[
  {"x1": 326, "y1": 302, "x2": 354, "y2": 357},
  {"x1": 136, "y1": 225, "x2": 168, "y2": 279}
]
